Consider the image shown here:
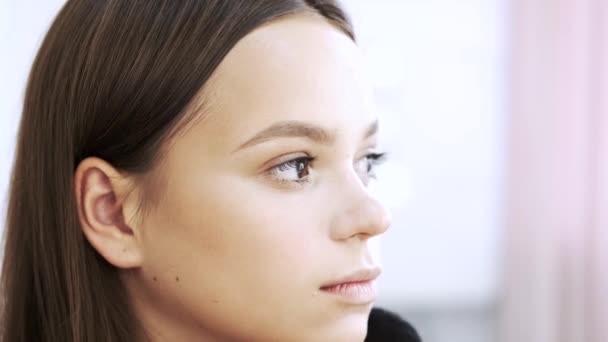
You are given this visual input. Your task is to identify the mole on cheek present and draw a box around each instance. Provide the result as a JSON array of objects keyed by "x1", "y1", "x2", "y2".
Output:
[{"x1": 176, "y1": 276, "x2": 180, "y2": 282}]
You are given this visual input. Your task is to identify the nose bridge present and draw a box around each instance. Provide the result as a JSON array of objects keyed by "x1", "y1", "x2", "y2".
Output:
[{"x1": 329, "y1": 168, "x2": 391, "y2": 241}]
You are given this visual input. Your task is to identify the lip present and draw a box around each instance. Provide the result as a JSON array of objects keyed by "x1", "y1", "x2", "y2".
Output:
[{"x1": 319, "y1": 267, "x2": 381, "y2": 304}]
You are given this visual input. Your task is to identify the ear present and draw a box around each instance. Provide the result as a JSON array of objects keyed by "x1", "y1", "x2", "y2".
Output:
[{"x1": 74, "y1": 157, "x2": 144, "y2": 269}]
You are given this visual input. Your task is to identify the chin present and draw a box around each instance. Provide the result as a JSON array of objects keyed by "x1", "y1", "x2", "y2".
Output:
[
  {"x1": 319, "y1": 308, "x2": 370, "y2": 342},
  {"x1": 324, "y1": 327, "x2": 368, "y2": 342}
]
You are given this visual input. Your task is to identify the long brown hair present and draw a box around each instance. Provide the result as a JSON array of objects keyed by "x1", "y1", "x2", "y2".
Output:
[{"x1": 1, "y1": 1, "x2": 353, "y2": 341}]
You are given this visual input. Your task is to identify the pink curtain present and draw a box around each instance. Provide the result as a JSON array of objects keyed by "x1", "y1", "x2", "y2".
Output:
[{"x1": 501, "y1": 0, "x2": 608, "y2": 341}]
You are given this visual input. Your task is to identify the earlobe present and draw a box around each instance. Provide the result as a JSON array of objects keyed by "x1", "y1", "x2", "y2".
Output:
[{"x1": 74, "y1": 157, "x2": 144, "y2": 269}]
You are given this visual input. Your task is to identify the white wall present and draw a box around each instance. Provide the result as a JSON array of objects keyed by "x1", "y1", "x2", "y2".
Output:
[{"x1": 343, "y1": 0, "x2": 507, "y2": 309}]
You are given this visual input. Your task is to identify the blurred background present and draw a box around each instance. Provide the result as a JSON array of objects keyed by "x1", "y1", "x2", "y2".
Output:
[{"x1": 1, "y1": 1, "x2": 606, "y2": 342}]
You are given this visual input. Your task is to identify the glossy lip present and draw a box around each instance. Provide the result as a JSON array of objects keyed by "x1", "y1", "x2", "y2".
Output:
[
  {"x1": 320, "y1": 267, "x2": 382, "y2": 289},
  {"x1": 318, "y1": 267, "x2": 381, "y2": 304}
]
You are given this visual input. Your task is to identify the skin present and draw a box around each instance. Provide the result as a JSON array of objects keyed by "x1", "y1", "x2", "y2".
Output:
[{"x1": 75, "y1": 13, "x2": 391, "y2": 342}]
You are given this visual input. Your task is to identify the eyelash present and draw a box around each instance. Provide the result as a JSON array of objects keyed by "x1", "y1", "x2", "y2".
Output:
[
  {"x1": 363, "y1": 152, "x2": 387, "y2": 176},
  {"x1": 269, "y1": 152, "x2": 387, "y2": 185},
  {"x1": 272, "y1": 156, "x2": 317, "y2": 184}
]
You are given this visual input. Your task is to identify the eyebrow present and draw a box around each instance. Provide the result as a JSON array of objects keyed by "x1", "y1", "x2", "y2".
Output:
[{"x1": 233, "y1": 119, "x2": 379, "y2": 153}]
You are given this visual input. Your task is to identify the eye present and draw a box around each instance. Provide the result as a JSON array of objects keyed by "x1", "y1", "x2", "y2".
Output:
[
  {"x1": 268, "y1": 156, "x2": 316, "y2": 184},
  {"x1": 355, "y1": 152, "x2": 387, "y2": 182}
]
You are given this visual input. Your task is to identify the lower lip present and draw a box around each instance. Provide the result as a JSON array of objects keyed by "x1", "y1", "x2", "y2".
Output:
[{"x1": 320, "y1": 280, "x2": 377, "y2": 305}]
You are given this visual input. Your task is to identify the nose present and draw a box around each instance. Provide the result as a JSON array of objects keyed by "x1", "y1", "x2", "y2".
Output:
[{"x1": 329, "y1": 173, "x2": 392, "y2": 241}]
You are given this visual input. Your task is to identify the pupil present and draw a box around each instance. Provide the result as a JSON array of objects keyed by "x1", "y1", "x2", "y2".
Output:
[{"x1": 297, "y1": 160, "x2": 306, "y2": 177}]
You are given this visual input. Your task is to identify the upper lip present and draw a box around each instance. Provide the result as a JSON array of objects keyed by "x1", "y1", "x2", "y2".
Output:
[{"x1": 320, "y1": 267, "x2": 382, "y2": 289}]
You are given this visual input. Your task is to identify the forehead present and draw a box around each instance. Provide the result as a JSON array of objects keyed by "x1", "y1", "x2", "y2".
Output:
[{"x1": 178, "y1": 14, "x2": 376, "y2": 153}]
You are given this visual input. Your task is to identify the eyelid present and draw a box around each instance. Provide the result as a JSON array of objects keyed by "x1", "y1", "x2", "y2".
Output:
[
  {"x1": 356, "y1": 144, "x2": 385, "y2": 158},
  {"x1": 359, "y1": 151, "x2": 388, "y2": 174},
  {"x1": 366, "y1": 151, "x2": 387, "y2": 162},
  {"x1": 261, "y1": 152, "x2": 311, "y2": 172}
]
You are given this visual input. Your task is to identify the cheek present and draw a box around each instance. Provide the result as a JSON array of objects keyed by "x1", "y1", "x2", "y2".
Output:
[
  {"x1": 188, "y1": 178, "x2": 327, "y2": 280},
  {"x1": 137, "y1": 174, "x2": 336, "y2": 338}
]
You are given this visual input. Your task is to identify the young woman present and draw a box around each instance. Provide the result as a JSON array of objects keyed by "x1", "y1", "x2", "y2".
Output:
[{"x1": 1, "y1": 1, "x2": 421, "y2": 341}]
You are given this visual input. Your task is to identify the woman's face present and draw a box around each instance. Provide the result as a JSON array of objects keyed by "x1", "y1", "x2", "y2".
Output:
[{"x1": 128, "y1": 14, "x2": 391, "y2": 341}]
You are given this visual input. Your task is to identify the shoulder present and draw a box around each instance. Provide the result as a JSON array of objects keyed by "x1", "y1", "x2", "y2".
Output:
[{"x1": 366, "y1": 307, "x2": 422, "y2": 342}]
